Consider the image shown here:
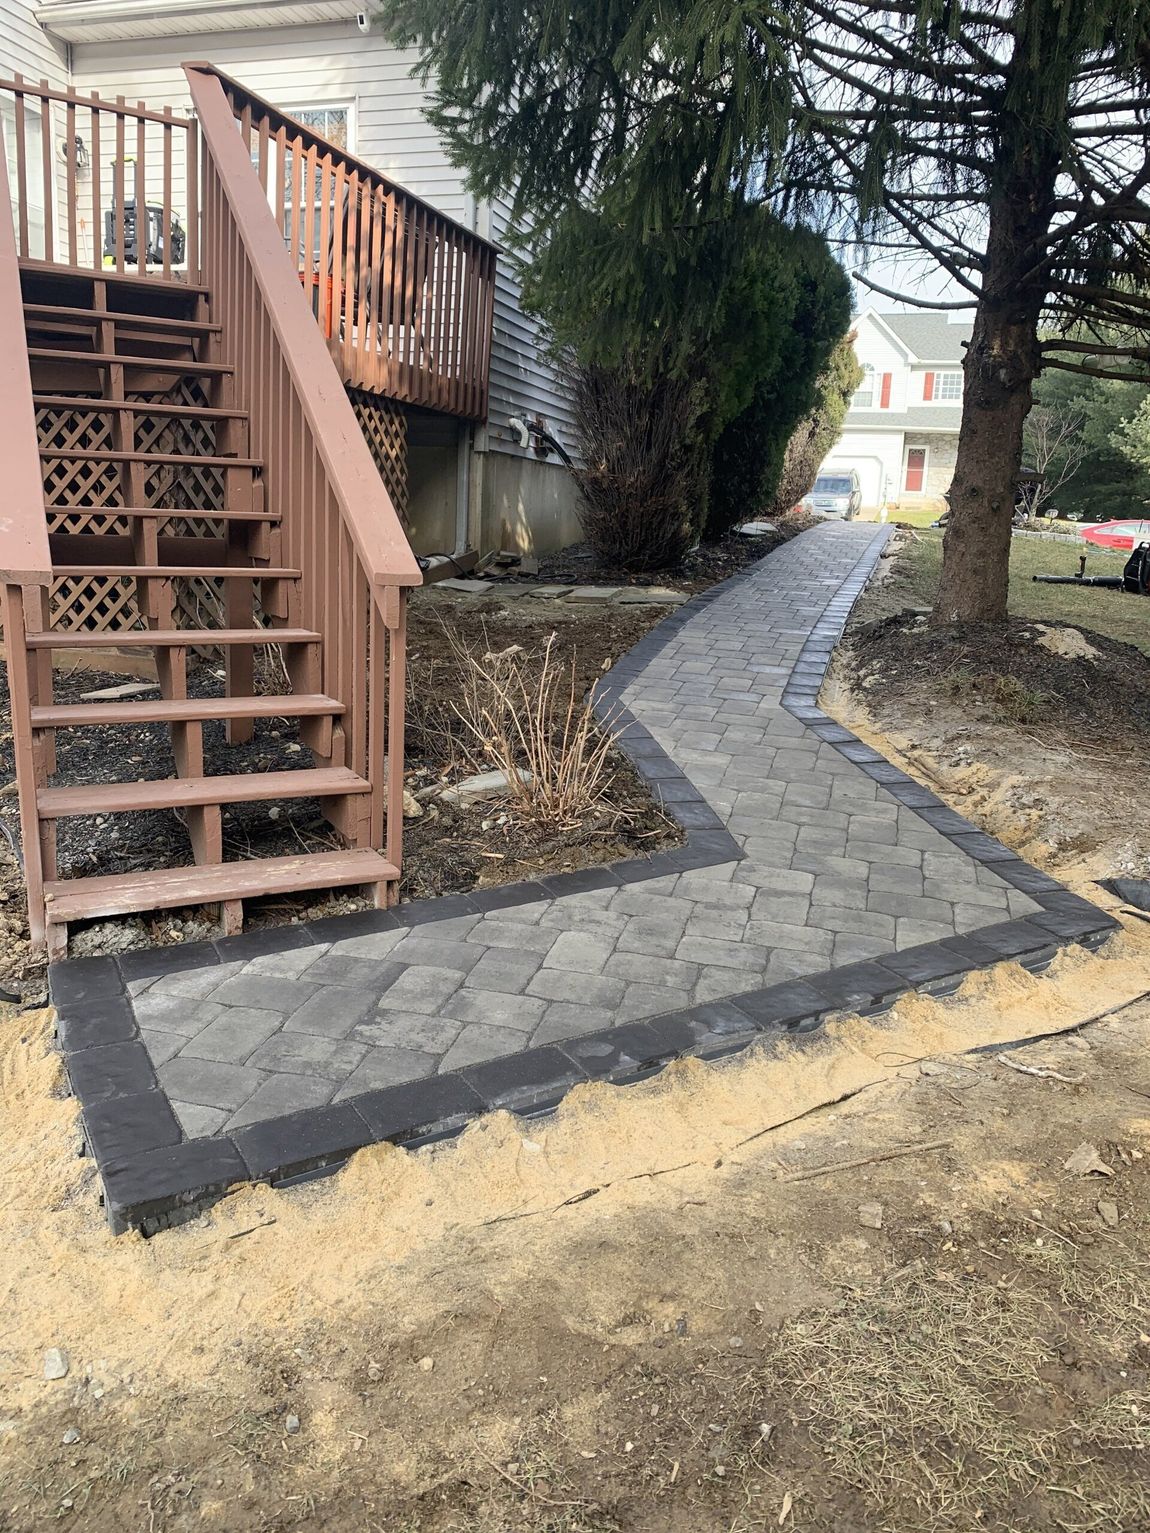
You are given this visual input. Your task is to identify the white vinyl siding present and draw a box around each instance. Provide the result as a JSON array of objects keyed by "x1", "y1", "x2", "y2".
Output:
[
  {"x1": 69, "y1": 23, "x2": 468, "y2": 220},
  {"x1": 0, "y1": 0, "x2": 70, "y2": 88},
  {"x1": 483, "y1": 189, "x2": 577, "y2": 458}
]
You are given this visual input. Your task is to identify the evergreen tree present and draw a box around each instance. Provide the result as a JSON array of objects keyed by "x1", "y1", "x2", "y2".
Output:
[{"x1": 378, "y1": 0, "x2": 1150, "y2": 622}]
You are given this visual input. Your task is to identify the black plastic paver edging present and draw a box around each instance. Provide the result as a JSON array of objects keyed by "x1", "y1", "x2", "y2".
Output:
[{"x1": 49, "y1": 525, "x2": 1121, "y2": 1236}]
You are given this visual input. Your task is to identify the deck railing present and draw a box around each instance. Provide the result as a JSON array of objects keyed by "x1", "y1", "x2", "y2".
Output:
[
  {"x1": 191, "y1": 64, "x2": 497, "y2": 421},
  {"x1": 186, "y1": 63, "x2": 422, "y2": 869},
  {"x1": 0, "y1": 74, "x2": 198, "y2": 279},
  {"x1": 0, "y1": 125, "x2": 54, "y2": 938}
]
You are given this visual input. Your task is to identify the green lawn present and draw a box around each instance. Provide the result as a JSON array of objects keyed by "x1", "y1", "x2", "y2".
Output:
[{"x1": 859, "y1": 527, "x2": 1150, "y2": 653}]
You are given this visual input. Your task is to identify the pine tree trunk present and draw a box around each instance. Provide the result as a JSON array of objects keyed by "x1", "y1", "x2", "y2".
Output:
[
  {"x1": 932, "y1": 29, "x2": 1066, "y2": 628},
  {"x1": 932, "y1": 289, "x2": 1040, "y2": 624}
]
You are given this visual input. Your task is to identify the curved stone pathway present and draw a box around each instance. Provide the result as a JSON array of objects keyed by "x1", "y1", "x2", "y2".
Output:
[{"x1": 49, "y1": 522, "x2": 1117, "y2": 1232}]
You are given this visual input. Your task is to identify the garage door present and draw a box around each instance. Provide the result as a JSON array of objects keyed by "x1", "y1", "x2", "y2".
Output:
[{"x1": 829, "y1": 457, "x2": 884, "y2": 509}]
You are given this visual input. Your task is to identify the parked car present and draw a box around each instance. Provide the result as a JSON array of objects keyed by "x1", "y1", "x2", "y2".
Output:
[
  {"x1": 799, "y1": 470, "x2": 862, "y2": 519},
  {"x1": 1080, "y1": 519, "x2": 1150, "y2": 552}
]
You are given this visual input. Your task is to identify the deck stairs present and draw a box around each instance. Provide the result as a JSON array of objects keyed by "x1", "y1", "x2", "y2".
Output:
[{"x1": 9, "y1": 265, "x2": 399, "y2": 958}]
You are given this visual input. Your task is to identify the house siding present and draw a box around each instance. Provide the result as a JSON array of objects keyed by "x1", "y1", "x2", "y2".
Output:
[{"x1": 0, "y1": 0, "x2": 70, "y2": 86}]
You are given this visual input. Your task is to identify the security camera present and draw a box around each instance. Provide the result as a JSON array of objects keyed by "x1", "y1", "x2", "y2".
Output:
[{"x1": 356, "y1": 9, "x2": 371, "y2": 32}]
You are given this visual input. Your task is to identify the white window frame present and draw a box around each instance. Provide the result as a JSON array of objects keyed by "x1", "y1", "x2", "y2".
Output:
[
  {"x1": 852, "y1": 364, "x2": 876, "y2": 409},
  {"x1": 903, "y1": 443, "x2": 930, "y2": 494},
  {"x1": 935, "y1": 370, "x2": 963, "y2": 402}
]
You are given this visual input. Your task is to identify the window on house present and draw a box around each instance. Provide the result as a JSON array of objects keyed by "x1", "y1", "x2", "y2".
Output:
[
  {"x1": 853, "y1": 365, "x2": 875, "y2": 408},
  {"x1": 255, "y1": 104, "x2": 354, "y2": 258},
  {"x1": 936, "y1": 371, "x2": 963, "y2": 401}
]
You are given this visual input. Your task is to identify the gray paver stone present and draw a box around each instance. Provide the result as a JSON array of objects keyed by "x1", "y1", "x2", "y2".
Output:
[
  {"x1": 178, "y1": 1007, "x2": 286, "y2": 1064},
  {"x1": 158, "y1": 1056, "x2": 267, "y2": 1112}
]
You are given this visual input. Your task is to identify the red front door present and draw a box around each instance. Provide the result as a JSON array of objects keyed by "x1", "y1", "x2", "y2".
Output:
[{"x1": 904, "y1": 448, "x2": 926, "y2": 493}]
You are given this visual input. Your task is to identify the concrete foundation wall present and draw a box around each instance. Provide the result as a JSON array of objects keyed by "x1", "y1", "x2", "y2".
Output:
[{"x1": 470, "y1": 449, "x2": 583, "y2": 557}]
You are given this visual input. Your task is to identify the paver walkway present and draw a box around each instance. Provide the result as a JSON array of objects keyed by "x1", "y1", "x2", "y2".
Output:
[{"x1": 117, "y1": 522, "x2": 1043, "y2": 1137}]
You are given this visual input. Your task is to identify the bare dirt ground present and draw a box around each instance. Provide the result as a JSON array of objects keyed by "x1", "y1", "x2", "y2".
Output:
[
  {"x1": 831, "y1": 529, "x2": 1150, "y2": 892},
  {"x1": 2, "y1": 921, "x2": 1149, "y2": 1533}
]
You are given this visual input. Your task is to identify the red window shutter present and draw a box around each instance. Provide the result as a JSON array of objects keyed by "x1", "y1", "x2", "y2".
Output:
[
  {"x1": 923, "y1": 371, "x2": 935, "y2": 401},
  {"x1": 879, "y1": 372, "x2": 892, "y2": 408}
]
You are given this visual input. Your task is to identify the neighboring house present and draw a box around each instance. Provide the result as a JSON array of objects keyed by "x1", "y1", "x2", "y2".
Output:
[
  {"x1": 2, "y1": 0, "x2": 582, "y2": 555},
  {"x1": 819, "y1": 309, "x2": 973, "y2": 513}
]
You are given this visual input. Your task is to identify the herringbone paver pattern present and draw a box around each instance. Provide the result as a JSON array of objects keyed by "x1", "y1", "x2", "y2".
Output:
[{"x1": 127, "y1": 523, "x2": 1040, "y2": 1137}]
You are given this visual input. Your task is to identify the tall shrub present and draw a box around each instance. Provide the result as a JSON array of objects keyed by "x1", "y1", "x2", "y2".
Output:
[
  {"x1": 569, "y1": 364, "x2": 707, "y2": 570},
  {"x1": 770, "y1": 335, "x2": 863, "y2": 516}
]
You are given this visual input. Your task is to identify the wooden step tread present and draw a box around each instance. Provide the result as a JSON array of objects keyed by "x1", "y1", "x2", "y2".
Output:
[
  {"x1": 32, "y1": 693, "x2": 343, "y2": 727},
  {"x1": 27, "y1": 627, "x2": 320, "y2": 649},
  {"x1": 24, "y1": 304, "x2": 221, "y2": 335},
  {"x1": 40, "y1": 448, "x2": 261, "y2": 468},
  {"x1": 18, "y1": 259, "x2": 209, "y2": 298},
  {"x1": 44, "y1": 848, "x2": 398, "y2": 923},
  {"x1": 46, "y1": 504, "x2": 277, "y2": 523},
  {"x1": 39, "y1": 767, "x2": 370, "y2": 818},
  {"x1": 28, "y1": 348, "x2": 231, "y2": 375},
  {"x1": 33, "y1": 395, "x2": 247, "y2": 421},
  {"x1": 51, "y1": 565, "x2": 299, "y2": 579}
]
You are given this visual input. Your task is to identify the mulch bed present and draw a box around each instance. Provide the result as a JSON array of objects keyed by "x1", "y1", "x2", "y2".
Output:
[
  {"x1": 849, "y1": 612, "x2": 1150, "y2": 750},
  {"x1": 528, "y1": 515, "x2": 815, "y2": 593}
]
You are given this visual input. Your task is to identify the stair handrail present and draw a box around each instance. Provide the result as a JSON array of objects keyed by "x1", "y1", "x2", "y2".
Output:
[
  {"x1": 0, "y1": 124, "x2": 52, "y2": 585},
  {"x1": 184, "y1": 62, "x2": 422, "y2": 592}
]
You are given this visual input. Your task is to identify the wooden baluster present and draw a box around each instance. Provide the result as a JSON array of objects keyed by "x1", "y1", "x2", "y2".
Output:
[
  {"x1": 329, "y1": 159, "x2": 345, "y2": 357},
  {"x1": 161, "y1": 111, "x2": 173, "y2": 278},
  {"x1": 39, "y1": 81, "x2": 54, "y2": 263},
  {"x1": 13, "y1": 80, "x2": 29, "y2": 257},
  {"x1": 65, "y1": 98, "x2": 78, "y2": 265},
  {"x1": 89, "y1": 98, "x2": 102, "y2": 270},
  {"x1": 134, "y1": 103, "x2": 146, "y2": 275},
  {"x1": 384, "y1": 586, "x2": 406, "y2": 882},
  {"x1": 317, "y1": 154, "x2": 332, "y2": 341},
  {"x1": 2, "y1": 586, "x2": 47, "y2": 947},
  {"x1": 113, "y1": 101, "x2": 126, "y2": 270},
  {"x1": 340, "y1": 170, "x2": 359, "y2": 382},
  {"x1": 185, "y1": 117, "x2": 199, "y2": 278}
]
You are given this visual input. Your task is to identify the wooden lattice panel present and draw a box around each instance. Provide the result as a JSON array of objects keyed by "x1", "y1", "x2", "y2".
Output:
[
  {"x1": 37, "y1": 379, "x2": 234, "y2": 633},
  {"x1": 347, "y1": 390, "x2": 409, "y2": 528}
]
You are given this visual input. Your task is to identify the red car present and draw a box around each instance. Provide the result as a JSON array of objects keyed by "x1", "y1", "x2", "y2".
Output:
[{"x1": 1080, "y1": 519, "x2": 1150, "y2": 552}]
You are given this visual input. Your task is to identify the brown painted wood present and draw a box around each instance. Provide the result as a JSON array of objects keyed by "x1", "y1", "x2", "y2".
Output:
[
  {"x1": 28, "y1": 348, "x2": 233, "y2": 375},
  {"x1": 24, "y1": 306, "x2": 222, "y2": 336},
  {"x1": 50, "y1": 565, "x2": 300, "y2": 578},
  {"x1": 25, "y1": 627, "x2": 321, "y2": 649},
  {"x1": 43, "y1": 847, "x2": 399, "y2": 923},
  {"x1": 32, "y1": 693, "x2": 343, "y2": 727},
  {"x1": 33, "y1": 395, "x2": 247, "y2": 421},
  {"x1": 39, "y1": 448, "x2": 261, "y2": 468},
  {"x1": 39, "y1": 766, "x2": 370, "y2": 818}
]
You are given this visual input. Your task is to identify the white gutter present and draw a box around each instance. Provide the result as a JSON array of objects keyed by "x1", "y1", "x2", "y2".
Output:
[{"x1": 37, "y1": 0, "x2": 359, "y2": 42}]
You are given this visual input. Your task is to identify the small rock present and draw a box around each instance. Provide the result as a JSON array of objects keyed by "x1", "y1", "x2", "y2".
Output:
[
  {"x1": 728, "y1": 1335, "x2": 744, "y2": 1349},
  {"x1": 402, "y1": 788, "x2": 424, "y2": 820},
  {"x1": 44, "y1": 1348, "x2": 70, "y2": 1381},
  {"x1": 284, "y1": 1414, "x2": 301, "y2": 1435},
  {"x1": 62, "y1": 1428, "x2": 80, "y2": 1445},
  {"x1": 1064, "y1": 1143, "x2": 1114, "y2": 1177},
  {"x1": 737, "y1": 520, "x2": 777, "y2": 537},
  {"x1": 418, "y1": 1356, "x2": 435, "y2": 1373},
  {"x1": 439, "y1": 768, "x2": 532, "y2": 805},
  {"x1": 1097, "y1": 1199, "x2": 1120, "y2": 1228},
  {"x1": 857, "y1": 1202, "x2": 884, "y2": 1230}
]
